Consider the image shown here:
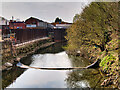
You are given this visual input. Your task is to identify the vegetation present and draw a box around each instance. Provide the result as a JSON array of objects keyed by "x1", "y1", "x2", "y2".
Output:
[
  {"x1": 66, "y1": 2, "x2": 118, "y2": 52},
  {"x1": 65, "y1": 2, "x2": 119, "y2": 88},
  {"x1": 100, "y1": 54, "x2": 116, "y2": 73},
  {"x1": 55, "y1": 17, "x2": 62, "y2": 23}
]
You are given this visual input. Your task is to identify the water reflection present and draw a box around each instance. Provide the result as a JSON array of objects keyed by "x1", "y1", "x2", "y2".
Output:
[
  {"x1": 2, "y1": 42, "x2": 66, "y2": 88},
  {"x1": 8, "y1": 51, "x2": 72, "y2": 88},
  {"x1": 2, "y1": 67, "x2": 25, "y2": 88},
  {"x1": 31, "y1": 52, "x2": 71, "y2": 68},
  {"x1": 65, "y1": 56, "x2": 101, "y2": 88},
  {"x1": 3, "y1": 42, "x2": 101, "y2": 88}
]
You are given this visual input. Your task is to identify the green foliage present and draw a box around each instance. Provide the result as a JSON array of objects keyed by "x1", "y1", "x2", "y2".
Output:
[
  {"x1": 73, "y1": 14, "x2": 81, "y2": 22},
  {"x1": 65, "y1": 2, "x2": 118, "y2": 52},
  {"x1": 100, "y1": 54, "x2": 116, "y2": 72}
]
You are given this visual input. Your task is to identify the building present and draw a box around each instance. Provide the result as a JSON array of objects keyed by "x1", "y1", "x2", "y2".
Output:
[
  {"x1": 0, "y1": 16, "x2": 9, "y2": 25},
  {"x1": 47, "y1": 23, "x2": 55, "y2": 29},
  {"x1": 51, "y1": 22, "x2": 72, "y2": 29},
  {"x1": 0, "y1": 16, "x2": 9, "y2": 30},
  {"x1": 9, "y1": 20, "x2": 26, "y2": 29},
  {"x1": 25, "y1": 17, "x2": 46, "y2": 29},
  {"x1": 25, "y1": 17, "x2": 55, "y2": 29},
  {"x1": 55, "y1": 23, "x2": 72, "y2": 29}
]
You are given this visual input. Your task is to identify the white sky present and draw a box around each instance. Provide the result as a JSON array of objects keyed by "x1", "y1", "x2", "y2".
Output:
[
  {"x1": 1, "y1": 0, "x2": 117, "y2": 23},
  {"x1": 1, "y1": 0, "x2": 93, "y2": 23}
]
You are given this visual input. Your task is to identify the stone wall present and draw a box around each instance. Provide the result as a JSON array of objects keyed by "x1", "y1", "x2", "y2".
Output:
[{"x1": 1, "y1": 38, "x2": 54, "y2": 71}]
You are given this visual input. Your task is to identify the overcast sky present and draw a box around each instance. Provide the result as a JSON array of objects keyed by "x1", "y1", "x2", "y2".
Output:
[{"x1": 1, "y1": 1, "x2": 91, "y2": 23}]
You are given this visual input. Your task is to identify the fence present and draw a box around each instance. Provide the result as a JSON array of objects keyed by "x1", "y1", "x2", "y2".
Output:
[
  {"x1": 2, "y1": 28, "x2": 66, "y2": 43},
  {"x1": 2, "y1": 29, "x2": 51, "y2": 43},
  {"x1": 54, "y1": 29, "x2": 66, "y2": 42}
]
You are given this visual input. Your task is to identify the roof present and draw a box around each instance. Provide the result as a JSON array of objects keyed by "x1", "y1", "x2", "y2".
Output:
[
  {"x1": 25, "y1": 17, "x2": 44, "y2": 22},
  {"x1": 0, "y1": 16, "x2": 9, "y2": 21},
  {"x1": 0, "y1": 16, "x2": 5, "y2": 20},
  {"x1": 11, "y1": 22, "x2": 25, "y2": 23},
  {"x1": 51, "y1": 22, "x2": 72, "y2": 26}
]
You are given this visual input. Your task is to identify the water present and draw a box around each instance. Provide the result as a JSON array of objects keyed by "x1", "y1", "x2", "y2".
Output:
[
  {"x1": 2, "y1": 42, "x2": 101, "y2": 88},
  {"x1": 8, "y1": 51, "x2": 72, "y2": 88}
]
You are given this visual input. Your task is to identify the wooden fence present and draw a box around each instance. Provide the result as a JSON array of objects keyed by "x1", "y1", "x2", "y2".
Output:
[{"x1": 2, "y1": 28, "x2": 66, "y2": 43}]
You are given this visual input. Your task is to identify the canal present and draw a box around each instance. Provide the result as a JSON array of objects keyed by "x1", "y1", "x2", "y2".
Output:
[{"x1": 2, "y1": 42, "x2": 102, "y2": 88}]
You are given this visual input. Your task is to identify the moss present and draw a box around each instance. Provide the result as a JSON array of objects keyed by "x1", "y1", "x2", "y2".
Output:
[
  {"x1": 100, "y1": 54, "x2": 116, "y2": 73},
  {"x1": 99, "y1": 52, "x2": 103, "y2": 55}
]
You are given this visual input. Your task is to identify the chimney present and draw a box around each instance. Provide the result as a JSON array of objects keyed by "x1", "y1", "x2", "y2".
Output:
[{"x1": 12, "y1": 16, "x2": 14, "y2": 21}]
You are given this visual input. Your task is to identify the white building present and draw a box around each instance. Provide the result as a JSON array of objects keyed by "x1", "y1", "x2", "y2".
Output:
[
  {"x1": 47, "y1": 23, "x2": 54, "y2": 29},
  {"x1": 55, "y1": 24, "x2": 71, "y2": 29},
  {"x1": 0, "y1": 16, "x2": 9, "y2": 25},
  {"x1": 38, "y1": 21, "x2": 48, "y2": 28}
]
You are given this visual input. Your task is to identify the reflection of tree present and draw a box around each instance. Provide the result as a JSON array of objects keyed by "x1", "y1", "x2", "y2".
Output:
[
  {"x1": 66, "y1": 69, "x2": 101, "y2": 88},
  {"x1": 66, "y1": 55, "x2": 102, "y2": 88},
  {"x1": 2, "y1": 67, "x2": 25, "y2": 88},
  {"x1": 69, "y1": 55, "x2": 90, "y2": 67}
]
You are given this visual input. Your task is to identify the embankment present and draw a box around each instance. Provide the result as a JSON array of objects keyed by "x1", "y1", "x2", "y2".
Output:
[{"x1": 1, "y1": 37, "x2": 55, "y2": 71}]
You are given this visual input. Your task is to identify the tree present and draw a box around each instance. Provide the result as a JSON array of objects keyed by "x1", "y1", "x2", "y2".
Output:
[
  {"x1": 73, "y1": 14, "x2": 81, "y2": 23},
  {"x1": 65, "y1": 2, "x2": 118, "y2": 52},
  {"x1": 55, "y1": 17, "x2": 62, "y2": 23}
]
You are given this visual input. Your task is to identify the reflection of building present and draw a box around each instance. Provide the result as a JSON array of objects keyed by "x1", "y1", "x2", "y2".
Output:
[
  {"x1": 51, "y1": 22, "x2": 72, "y2": 29},
  {"x1": 25, "y1": 17, "x2": 54, "y2": 29},
  {"x1": 9, "y1": 20, "x2": 26, "y2": 29}
]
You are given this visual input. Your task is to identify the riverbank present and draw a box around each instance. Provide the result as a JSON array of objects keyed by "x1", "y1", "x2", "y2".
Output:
[
  {"x1": 1, "y1": 37, "x2": 55, "y2": 71},
  {"x1": 65, "y1": 30, "x2": 119, "y2": 88}
]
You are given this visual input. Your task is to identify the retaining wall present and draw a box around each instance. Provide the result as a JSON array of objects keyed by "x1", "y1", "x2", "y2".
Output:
[{"x1": 1, "y1": 38, "x2": 54, "y2": 71}]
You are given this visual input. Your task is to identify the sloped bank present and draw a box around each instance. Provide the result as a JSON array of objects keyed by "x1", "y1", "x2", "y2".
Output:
[
  {"x1": 65, "y1": 31, "x2": 119, "y2": 88},
  {"x1": 2, "y1": 37, "x2": 55, "y2": 71}
]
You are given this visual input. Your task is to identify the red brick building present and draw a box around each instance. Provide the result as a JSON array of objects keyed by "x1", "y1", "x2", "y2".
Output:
[{"x1": 9, "y1": 20, "x2": 26, "y2": 29}]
